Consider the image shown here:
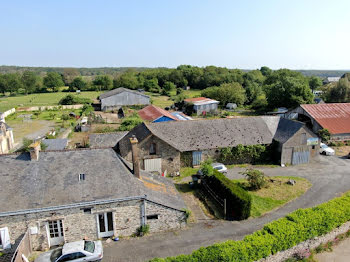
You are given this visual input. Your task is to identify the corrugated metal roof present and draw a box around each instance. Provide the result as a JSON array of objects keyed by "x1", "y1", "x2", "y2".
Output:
[
  {"x1": 138, "y1": 105, "x2": 178, "y2": 122},
  {"x1": 301, "y1": 103, "x2": 350, "y2": 134},
  {"x1": 99, "y1": 87, "x2": 150, "y2": 100},
  {"x1": 184, "y1": 97, "x2": 219, "y2": 105}
]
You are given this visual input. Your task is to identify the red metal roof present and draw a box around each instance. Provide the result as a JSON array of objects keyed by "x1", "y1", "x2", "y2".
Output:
[
  {"x1": 138, "y1": 105, "x2": 178, "y2": 122},
  {"x1": 301, "y1": 103, "x2": 350, "y2": 134}
]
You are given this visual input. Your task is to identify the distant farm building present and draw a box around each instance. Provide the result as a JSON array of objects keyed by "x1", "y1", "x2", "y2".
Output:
[
  {"x1": 99, "y1": 88, "x2": 150, "y2": 111},
  {"x1": 184, "y1": 97, "x2": 219, "y2": 115}
]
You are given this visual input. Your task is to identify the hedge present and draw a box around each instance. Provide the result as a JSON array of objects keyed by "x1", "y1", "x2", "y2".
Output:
[
  {"x1": 150, "y1": 192, "x2": 350, "y2": 262},
  {"x1": 202, "y1": 170, "x2": 252, "y2": 220}
]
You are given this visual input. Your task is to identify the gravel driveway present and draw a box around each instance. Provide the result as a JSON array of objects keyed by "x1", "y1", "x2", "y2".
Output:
[{"x1": 103, "y1": 155, "x2": 350, "y2": 262}]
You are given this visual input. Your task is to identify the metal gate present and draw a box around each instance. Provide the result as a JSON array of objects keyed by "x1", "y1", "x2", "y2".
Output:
[
  {"x1": 292, "y1": 146, "x2": 310, "y2": 165},
  {"x1": 192, "y1": 151, "x2": 202, "y2": 166},
  {"x1": 144, "y1": 158, "x2": 162, "y2": 174}
]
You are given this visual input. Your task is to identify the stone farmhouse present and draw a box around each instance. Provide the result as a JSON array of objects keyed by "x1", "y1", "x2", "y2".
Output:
[
  {"x1": 119, "y1": 116, "x2": 318, "y2": 175},
  {"x1": 0, "y1": 121, "x2": 14, "y2": 154},
  {"x1": 288, "y1": 103, "x2": 350, "y2": 141},
  {"x1": 0, "y1": 144, "x2": 185, "y2": 251},
  {"x1": 99, "y1": 88, "x2": 150, "y2": 111}
]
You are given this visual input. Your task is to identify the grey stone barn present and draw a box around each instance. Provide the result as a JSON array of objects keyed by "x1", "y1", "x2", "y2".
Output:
[
  {"x1": 99, "y1": 88, "x2": 150, "y2": 111},
  {"x1": 118, "y1": 116, "x2": 319, "y2": 175},
  {"x1": 0, "y1": 146, "x2": 185, "y2": 252}
]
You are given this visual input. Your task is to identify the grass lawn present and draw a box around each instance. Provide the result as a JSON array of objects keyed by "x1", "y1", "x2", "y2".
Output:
[
  {"x1": 147, "y1": 93, "x2": 174, "y2": 108},
  {"x1": 233, "y1": 176, "x2": 311, "y2": 218},
  {"x1": 174, "y1": 167, "x2": 199, "y2": 182},
  {"x1": 183, "y1": 89, "x2": 202, "y2": 98},
  {"x1": 0, "y1": 91, "x2": 101, "y2": 112}
]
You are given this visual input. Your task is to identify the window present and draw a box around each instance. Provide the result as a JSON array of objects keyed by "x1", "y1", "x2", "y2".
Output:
[
  {"x1": 146, "y1": 214, "x2": 159, "y2": 220},
  {"x1": 83, "y1": 208, "x2": 92, "y2": 214},
  {"x1": 56, "y1": 252, "x2": 85, "y2": 262},
  {"x1": 149, "y1": 143, "x2": 156, "y2": 155},
  {"x1": 84, "y1": 240, "x2": 95, "y2": 253},
  {"x1": 79, "y1": 173, "x2": 85, "y2": 181}
]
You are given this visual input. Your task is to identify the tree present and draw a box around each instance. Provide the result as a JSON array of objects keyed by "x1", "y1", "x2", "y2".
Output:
[
  {"x1": 260, "y1": 66, "x2": 272, "y2": 76},
  {"x1": 3, "y1": 73, "x2": 23, "y2": 94},
  {"x1": 93, "y1": 75, "x2": 112, "y2": 91},
  {"x1": 325, "y1": 77, "x2": 350, "y2": 103},
  {"x1": 43, "y1": 72, "x2": 64, "y2": 92},
  {"x1": 21, "y1": 71, "x2": 40, "y2": 94},
  {"x1": 144, "y1": 78, "x2": 160, "y2": 93},
  {"x1": 69, "y1": 77, "x2": 87, "y2": 91},
  {"x1": 201, "y1": 82, "x2": 246, "y2": 106},
  {"x1": 263, "y1": 69, "x2": 313, "y2": 109},
  {"x1": 113, "y1": 72, "x2": 140, "y2": 90},
  {"x1": 308, "y1": 76, "x2": 322, "y2": 93},
  {"x1": 63, "y1": 68, "x2": 80, "y2": 86},
  {"x1": 243, "y1": 70, "x2": 265, "y2": 104},
  {"x1": 163, "y1": 81, "x2": 176, "y2": 92},
  {"x1": 169, "y1": 70, "x2": 188, "y2": 88}
]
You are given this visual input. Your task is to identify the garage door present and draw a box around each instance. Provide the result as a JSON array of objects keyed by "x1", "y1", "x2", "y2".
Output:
[
  {"x1": 144, "y1": 158, "x2": 162, "y2": 174},
  {"x1": 292, "y1": 146, "x2": 310, "y2": 165}
]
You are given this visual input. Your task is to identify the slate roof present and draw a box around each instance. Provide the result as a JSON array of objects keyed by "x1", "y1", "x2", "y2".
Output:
[
  {"x1": 138, "y1": 117, "x2": 277, "y2": 152},
  {"x1": 273, "y1": 118, "x2": 305, "y2": 143},
  {"x1": 42, "y1": 139, "x2": 68, "y2": 151},
  {"x1": 0, "y1": 148, "x2": 185, "y2": 213},
  {"x1": 122, "y1": 116, "x2": 312, "y2": 152},
  {"x1": 89, "y1": 132, "x2": 128, "y2": 148},
  {"x1": 99, "y1": 88, "x2": 150, "y2": 100},
  {"x1": 138, "y1": 105, "x2": 178, "y2": 122},
  {"x1": 301, "y1": 103, "x2": 350, "y2": 134}
]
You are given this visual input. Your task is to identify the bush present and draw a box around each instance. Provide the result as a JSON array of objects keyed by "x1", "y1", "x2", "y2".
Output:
[
  {"x1": 150, "y1": 192, "x2": 350, "y2": 262},
  {"x1": 202, "y1": 170, "x2": 252, "y2": 220},
  {"x1": 118, "y1": 114, "x2": 143, "y2": 131},
  {"x1": 59, "y1": 94, "x2": 93, "y2": 105},
  {"x1": 241, "y1": 169, "x2": 267, "y2": 190},
  {"x1": 200, "y1": 159, "x2": 214, "y2": 176},
  {"x1": 318, "y1": 129, "x2": 331, "y2": 143},
  {"x1": 136, "y1": 224, "x2": 150, "y2": 236},
  {"x1": 220, "y1": 144, "x2": 270, "y2": 164}
]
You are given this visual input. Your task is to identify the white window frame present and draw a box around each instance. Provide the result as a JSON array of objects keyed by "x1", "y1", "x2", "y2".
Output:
[{"x1": 0, "y1": 227, "x2": 11, "y2": 249}]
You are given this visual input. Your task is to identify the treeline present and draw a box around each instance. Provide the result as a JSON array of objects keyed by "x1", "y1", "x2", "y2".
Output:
[{"x1": 0, "y1": 65, "x2": 323, "y2": 110}]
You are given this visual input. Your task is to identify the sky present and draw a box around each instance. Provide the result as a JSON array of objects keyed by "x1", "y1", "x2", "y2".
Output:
[{"x1": 1, "y1": 0, "x2": 350, "y2": 69}]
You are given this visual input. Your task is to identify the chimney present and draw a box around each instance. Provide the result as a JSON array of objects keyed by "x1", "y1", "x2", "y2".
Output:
[
  {"x1": 129, "y1": 135, "x2": 140, "y2": 179},
  {"x1": 29, "y1": 141, "x2": 41, "y2": 161}
]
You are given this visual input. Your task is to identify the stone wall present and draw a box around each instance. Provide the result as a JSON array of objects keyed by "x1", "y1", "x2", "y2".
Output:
[
  {"x1": 0, "y1": 199, "x2": 185, "y2": 251},
  {"x1": 17, "y1": 104, "x2": 84, "y2": 112},
  {"x1": 122, "y1": 135, "x2": 181, "y2": 175}
]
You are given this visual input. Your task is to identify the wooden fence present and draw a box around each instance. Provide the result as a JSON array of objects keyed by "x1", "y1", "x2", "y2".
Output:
[{"x1": 11, "y1": 230, "x2": 32, "y2": 262}]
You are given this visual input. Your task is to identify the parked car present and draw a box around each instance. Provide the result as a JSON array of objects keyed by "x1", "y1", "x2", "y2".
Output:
[
  {"x1": 211, "y1": 163, "x2": 228, "y2": 174},
  {"x1": 35, "y1": 240, "x2": 103, "y2": 262},
  {"x1": 319, "y1": 143, "x2": 335, "y2": 156}
]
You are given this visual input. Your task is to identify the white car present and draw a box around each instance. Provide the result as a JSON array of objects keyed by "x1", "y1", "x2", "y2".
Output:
[
  {"x1": 320, "y1": 143, "x2": 335, "y2": 156},
  {"x1": 35, "y1": 240, "x2": 103, "y2": 262},
  {"x1": 211, "y1": 163, "x2": 228, "y2": 174}
]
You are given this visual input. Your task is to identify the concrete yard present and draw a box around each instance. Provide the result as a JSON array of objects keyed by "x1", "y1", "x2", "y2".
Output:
[{"x1": 102, "y1": 155, "x2": 350, "y2": 262}]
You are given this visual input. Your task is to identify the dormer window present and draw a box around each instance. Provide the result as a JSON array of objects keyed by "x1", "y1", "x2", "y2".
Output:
[
  {"x1": 79, "y1": 173, "x2": 85, "y2": 181},
  {"x1": 149, "y1": 143, "x2": 156, "y2": 155}
]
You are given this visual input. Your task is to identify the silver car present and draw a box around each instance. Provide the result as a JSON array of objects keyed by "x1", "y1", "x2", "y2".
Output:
[{"x1": 35, "y1": 240, "x2": 103, "y2": 262}]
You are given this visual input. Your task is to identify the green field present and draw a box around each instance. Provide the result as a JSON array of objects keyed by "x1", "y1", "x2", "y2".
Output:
[{"x1": 0, "y1": 91, "x2": 102, "y2": 112}]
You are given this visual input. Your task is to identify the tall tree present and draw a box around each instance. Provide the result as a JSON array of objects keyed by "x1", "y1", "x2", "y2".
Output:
[
  {"x1": 308, "y1": 76, "x2": 322, "y2": 92},
  {"x1": 63, "y1": 68, "x2": 80, "y2": 85},
  {"x1": 263, "y1": 69, "x2": 313, "y2": 109},
  {"x1": 43, "y1": 72, "x2": 64, "y2": 92},
  {"x1": 201, "y1": 82, "x2": 246, "y2": 106},
  {"x1": 93, "y1": 75, "x2": 112, "y2": 91},
  {"x1": 21, "y1": 71, "x2": 40, "y2": 94},
  {"x1": 69, "y1": 77, "x2": 87, "y2": 91}
]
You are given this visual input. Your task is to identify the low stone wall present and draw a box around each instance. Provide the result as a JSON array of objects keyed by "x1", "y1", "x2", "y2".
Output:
[
  {"x1": 258, "y1": 221, "x2": 350, "y2": 262},
  {"x1": 17, "y1": 104, "x2": 84, "y2": 111},
  {"x1": 0, "y1": 108, "x2": 15, "y2": 119}
]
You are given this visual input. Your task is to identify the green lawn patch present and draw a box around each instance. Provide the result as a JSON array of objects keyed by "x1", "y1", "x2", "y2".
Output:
[
  {"x1": 0, "y1": 91, "x2": 101, "y2": 111},
  {"x1": 174, "y1": 167, "x2": 198, "y2": 182},
  {"x1": 233, "y1": 176, "x2": 311, "y2": 217}
]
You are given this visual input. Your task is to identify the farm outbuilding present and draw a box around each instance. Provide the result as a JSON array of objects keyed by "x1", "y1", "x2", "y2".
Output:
[
  {"x1": 288, "y1": 103, "x2": 350, "y2": 141},
  {"x1": 99, "y1": 88, "x2": 150, "y2": 111}
]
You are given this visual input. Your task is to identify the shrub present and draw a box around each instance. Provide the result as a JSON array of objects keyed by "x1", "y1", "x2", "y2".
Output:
[
  {"x1": 136, "y1": 224, "x2": 150, "y2": 237},
  {"x1": 149, "y1": 192, "x2": 350, "y2": 262},
  {"x1": 183, "y1": 209, "x2": 191, "y2": 223},
  {"x1": 241, "y1": 169, "x2": 267, "y2": 190},
  {"x1": 118, "y1": 114, "x2": 143, "y2": 131},
  {"x1": 202, "y1": 170, "x2": 252, "y2": 220},
  {"x1": 200, "y1": 159, "x2": 214, "y2": 176},
  {"x1": 318, "y1": 129, "x2": 331, "y2": 143},
  {"x1": 59, "y1": 94, "x2": 92, "y2": 105},
  {"x1": 220, "y1": 144, "x2": 270, "y2": 164}
]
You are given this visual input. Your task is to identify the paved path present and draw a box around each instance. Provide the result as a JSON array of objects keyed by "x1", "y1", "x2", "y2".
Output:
[{"x1": 103, "y1": 155, "x2": 350, "y2": 262}]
